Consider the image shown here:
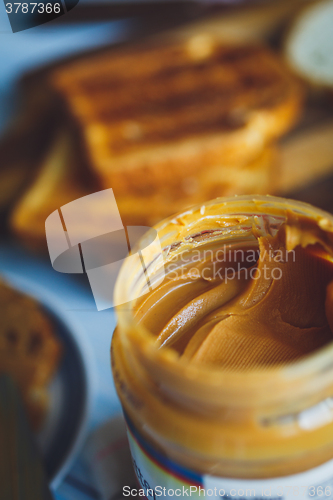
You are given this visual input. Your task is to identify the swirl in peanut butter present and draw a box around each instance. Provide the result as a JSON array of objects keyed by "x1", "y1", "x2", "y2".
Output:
[{"x1": 136, "y1": 214, "x2": 333, "y2": 369}]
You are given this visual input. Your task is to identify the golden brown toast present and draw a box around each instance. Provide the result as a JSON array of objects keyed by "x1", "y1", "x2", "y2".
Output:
[
  {"x1": 48, "y1": 36, "x2": 303, "y2": 195},
  {"x1": 0, "y1": 280, "x2": 61, "y2": 429}
]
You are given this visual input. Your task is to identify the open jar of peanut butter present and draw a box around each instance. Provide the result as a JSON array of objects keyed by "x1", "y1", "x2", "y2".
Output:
[{"x1": 112, "y1": 195, "x2": 333, "y2": 500}]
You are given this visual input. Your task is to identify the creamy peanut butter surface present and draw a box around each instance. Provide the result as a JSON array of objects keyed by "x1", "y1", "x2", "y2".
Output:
[{"x1": 136, "y1": 211, "x2": 333, "y2": 369}]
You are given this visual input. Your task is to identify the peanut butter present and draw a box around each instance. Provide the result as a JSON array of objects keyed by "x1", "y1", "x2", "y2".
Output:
[{"x1": 135, "y1": 212, "x2": 333, "y2": 369}]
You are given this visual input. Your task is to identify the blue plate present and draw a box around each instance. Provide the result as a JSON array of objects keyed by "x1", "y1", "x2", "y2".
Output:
[
  {"x1": 1, "y1": 270, "x2": 93, "y2": 490},
  {"x1": 35, "y1": 307, "x2": 90, "y2": 489}
]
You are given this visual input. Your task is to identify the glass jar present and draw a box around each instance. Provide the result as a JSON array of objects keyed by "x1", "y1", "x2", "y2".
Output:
[{"x1": 112, "y1": 195, "x2": 333, "y2": 499}]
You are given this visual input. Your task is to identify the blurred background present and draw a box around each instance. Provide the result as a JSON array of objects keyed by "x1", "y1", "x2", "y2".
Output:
[{"x1": 0, "y1": 0, "x2": 333, "y2": 498}]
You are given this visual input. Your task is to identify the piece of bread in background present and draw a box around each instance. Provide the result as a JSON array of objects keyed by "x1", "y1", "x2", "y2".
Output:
[
  {"x1": 9, "y1": 35, "x2": 303, "y2": 246},
  {"x1": 48, "y1": 37, "x2": 303, "y2": 195},
  {"x1": 0, "y1": 280, "x2": 61, "y2": 429},
  {"x1": 285, "y1": 0, "x2": 333, "y2": 90}
]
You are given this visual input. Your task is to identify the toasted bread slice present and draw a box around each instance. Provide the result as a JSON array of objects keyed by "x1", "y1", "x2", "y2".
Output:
[
  {"x1": 0, "y1": 280, "x2": 61, "y2": 429},
  {"x1": 46, "y1": 36, "x2": 302, "y2": 195}
]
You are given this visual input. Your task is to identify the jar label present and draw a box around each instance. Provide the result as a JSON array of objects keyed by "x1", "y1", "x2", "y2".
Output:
[{"x1": 124, "y1": 414, "x2": 333, "y2": 500}]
